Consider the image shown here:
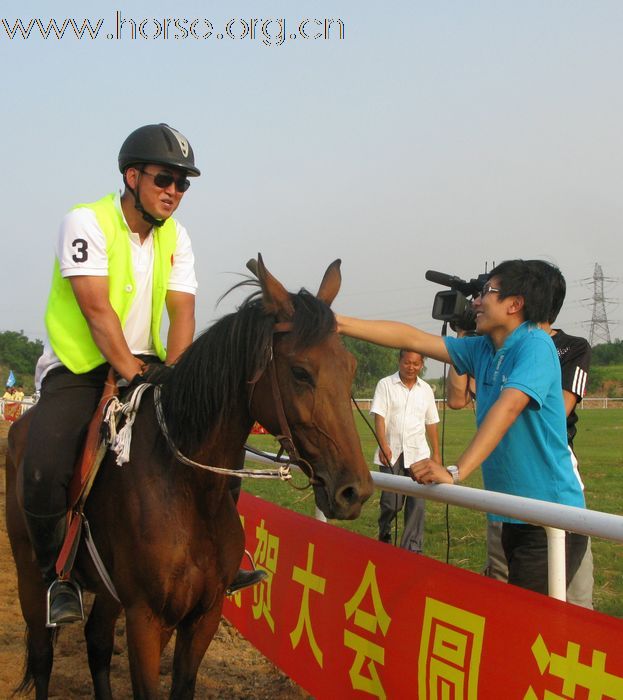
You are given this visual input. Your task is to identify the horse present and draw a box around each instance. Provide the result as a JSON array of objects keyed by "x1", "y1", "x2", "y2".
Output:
[{"x1": 5, "y1": 256, "x2": 374, "y2": 699}]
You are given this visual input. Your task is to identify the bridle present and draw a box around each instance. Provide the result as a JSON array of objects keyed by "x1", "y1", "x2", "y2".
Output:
[
  {"x1": 252, "y1": 321, "x2": 316, "y2": 483},
  {"x1": 152, "y1": 320, "x2": 315, "y2": 484}
]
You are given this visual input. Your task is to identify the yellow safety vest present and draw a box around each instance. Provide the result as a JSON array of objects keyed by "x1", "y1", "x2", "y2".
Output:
[{"x1": 45, "y1": 193, "x2": 177, "y2": 373}]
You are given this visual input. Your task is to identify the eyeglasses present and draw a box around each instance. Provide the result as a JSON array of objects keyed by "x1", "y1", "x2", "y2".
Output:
[
  {"x1": 139, "y1": 169, "x2": 191, "y2": 193},
  {"x1": 475, "y1": 284, "x2": 502, "y2": 299}
]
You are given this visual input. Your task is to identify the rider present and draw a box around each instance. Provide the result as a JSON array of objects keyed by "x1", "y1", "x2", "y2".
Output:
[{"x1": 23, "y1": 123, "x2": 265, "y2": 626}]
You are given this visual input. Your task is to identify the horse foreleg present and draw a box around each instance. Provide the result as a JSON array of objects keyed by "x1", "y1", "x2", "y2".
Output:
[
  {"x1": 84, "y1": 594, "x2": 122, "y2": 700},
  {"x1": 169, "y1": 602, "x2": 223, "y2": 700},
  {"x1": 124, "y1": 604, "x2": 168, "y2": 699}
]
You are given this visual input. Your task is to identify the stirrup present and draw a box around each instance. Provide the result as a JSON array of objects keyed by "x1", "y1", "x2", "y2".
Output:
[{"x1": 46, "y1": 579, "x2": 84, "y2": 628}]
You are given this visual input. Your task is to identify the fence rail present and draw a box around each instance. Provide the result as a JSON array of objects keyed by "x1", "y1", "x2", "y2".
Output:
[
  {"x1": 0, "y1": 397, "x2": 35, "y2": 421},
  {"x1": 579, "y1": 397, "x2": 623, "y2": 409}
]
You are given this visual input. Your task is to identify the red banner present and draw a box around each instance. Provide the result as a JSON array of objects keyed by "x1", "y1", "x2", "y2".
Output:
[
  {"x1": 224, "y1": 492, "x2": 623, "y2": 699},
  {"x1": 2, "y1": 402, "x2": 22, "y2": 422}
]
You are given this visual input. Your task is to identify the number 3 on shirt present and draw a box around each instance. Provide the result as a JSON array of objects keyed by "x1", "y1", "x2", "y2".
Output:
[{"x1": 71, "y1": 238, "x2": 89, "y2": 263}]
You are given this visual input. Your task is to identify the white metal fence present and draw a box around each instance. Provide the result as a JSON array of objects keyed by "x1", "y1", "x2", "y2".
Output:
[
  {"x1": 579, "y1": 397, "x2": 623, "y2": 409},
  {"x1": 0, "y1": 397, "x2": 35, "y2": 420},
  {"x1": 244, "y1": 449, "x2": 623, "y2": 602},
  {"x1": 3, "y1": 397, "x2": 620, "y2": 417}
]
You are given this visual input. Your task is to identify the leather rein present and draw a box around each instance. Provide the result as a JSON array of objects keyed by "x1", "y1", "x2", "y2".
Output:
[{"x1": 152, "y1": 320, "x2": 314, "y2": 484}]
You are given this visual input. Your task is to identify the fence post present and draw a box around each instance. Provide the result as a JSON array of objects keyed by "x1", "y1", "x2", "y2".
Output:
[{"x1": 545, "y1": 526, "x2": 566, "y2": 601}]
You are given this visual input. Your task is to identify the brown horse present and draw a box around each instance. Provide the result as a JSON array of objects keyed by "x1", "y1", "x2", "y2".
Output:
[{"x1": 5, "y1": 257, "x2": 374, "y2": 699}]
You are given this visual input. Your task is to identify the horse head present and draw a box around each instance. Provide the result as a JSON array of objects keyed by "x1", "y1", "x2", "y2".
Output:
[{"x1": 250, "y1": 255, "x2": 374, "y2": 520}]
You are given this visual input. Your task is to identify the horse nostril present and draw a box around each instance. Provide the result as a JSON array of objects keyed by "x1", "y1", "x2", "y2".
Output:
[{"x1": 337, "y1": 484, "x2": 359, "y2": 507}]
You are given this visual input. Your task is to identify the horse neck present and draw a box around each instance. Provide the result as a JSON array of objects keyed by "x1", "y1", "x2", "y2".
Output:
[{"x1": 190, "y1": 417, "x2": 254, "y2": 472}]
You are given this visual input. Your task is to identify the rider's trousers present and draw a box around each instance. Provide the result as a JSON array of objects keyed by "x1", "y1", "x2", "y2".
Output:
[{"x1": 22, "y1": 364, "x2": 110, "y2": 516}]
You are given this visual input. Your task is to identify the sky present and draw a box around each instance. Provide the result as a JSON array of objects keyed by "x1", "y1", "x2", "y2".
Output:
[{"x1": 2, "y1": 1, "x2": 622, "y2": 377}]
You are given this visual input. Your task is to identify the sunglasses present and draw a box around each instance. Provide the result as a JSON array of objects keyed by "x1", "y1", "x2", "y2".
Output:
[{"x1": 139, "y1": 169, "x2": 191, "y2": 193}]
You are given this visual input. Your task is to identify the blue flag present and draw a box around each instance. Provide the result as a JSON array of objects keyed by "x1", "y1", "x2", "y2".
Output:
[{"x1": 7, "y1": 370, "x2": 15, "y2": 388}]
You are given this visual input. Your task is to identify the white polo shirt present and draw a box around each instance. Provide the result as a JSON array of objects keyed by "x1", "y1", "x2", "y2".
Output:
[
  {"x1": 370, "y1": 372, "x2": 440, "y2": 469},
  {"x1": 35, "y1": 193, "x2": 197, "y2": 386}
]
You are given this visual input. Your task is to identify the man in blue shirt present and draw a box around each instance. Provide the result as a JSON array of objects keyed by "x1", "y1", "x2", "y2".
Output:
[{"x1": 337, "y1": 259, "x2": 587, "y2": 595}]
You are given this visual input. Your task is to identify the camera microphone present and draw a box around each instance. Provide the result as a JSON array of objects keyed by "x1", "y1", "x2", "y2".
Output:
[{"x1": 425, "y1": 270, "x2": 474, "y2": 296}]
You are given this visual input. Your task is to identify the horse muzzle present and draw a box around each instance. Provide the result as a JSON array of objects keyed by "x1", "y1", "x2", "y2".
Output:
[{"x1": 311, "y1": 468, "x2": 374, "y2": 520}]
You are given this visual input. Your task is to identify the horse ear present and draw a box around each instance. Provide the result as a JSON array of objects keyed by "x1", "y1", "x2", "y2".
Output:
[
  {"x1": 246, "y1": 258, "x2": 259, "y2": 278},
  {"x1": 316, "y1": 259, "x2": 342, "y2": 307},
  {"x1": 256, "y1": 254, "x2": 295, "y2": 319}
]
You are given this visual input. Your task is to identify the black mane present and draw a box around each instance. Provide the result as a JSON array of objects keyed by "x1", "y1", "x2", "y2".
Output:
[{"x1": 160, "y1": 284, "x2": 336, "y2": 453}]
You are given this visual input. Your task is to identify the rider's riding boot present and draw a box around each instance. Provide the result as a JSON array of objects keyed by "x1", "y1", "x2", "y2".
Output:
[
  {"x1": 226, "y1": 568, "x2": 268, "y2": 595},
  {"x1": 23, "y1": 510, "x2": 84, "y2": 626}
]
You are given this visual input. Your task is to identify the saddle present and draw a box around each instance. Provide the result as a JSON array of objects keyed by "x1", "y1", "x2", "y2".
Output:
[{"x1": 55, "y1": 370, "x2": 119, "y2": 580}]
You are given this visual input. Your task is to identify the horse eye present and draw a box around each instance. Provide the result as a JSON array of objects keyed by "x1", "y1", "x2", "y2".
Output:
[{"x1": 291, "y1": 366, "x2": 314, "y2": 386}]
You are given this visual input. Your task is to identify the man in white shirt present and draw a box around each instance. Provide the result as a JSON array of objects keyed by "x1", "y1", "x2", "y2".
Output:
[{"x1": 371, "y1": 350, "x2": 440, "y2": 551}]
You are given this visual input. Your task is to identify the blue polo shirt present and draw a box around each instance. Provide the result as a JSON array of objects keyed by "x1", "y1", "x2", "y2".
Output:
[{"x1": 445, "y1": 322, "x2": 585, "y2": 522}]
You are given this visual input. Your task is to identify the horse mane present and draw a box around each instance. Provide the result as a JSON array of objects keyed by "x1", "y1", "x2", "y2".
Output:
[{"x1": 160, "y1": 282, "x2": 336, "y2": 453}]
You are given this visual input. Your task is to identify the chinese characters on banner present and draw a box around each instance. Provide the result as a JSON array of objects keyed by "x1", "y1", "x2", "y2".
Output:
[{"x1": 224, "y1": 493, "x2": 623, "y2": 699}]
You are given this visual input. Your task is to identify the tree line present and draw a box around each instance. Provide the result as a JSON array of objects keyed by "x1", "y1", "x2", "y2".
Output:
[
  {"x1": 0, "y1": 331, "x2": 43, "y2": 391},
  {"x1": 0, "y1": 330, "x2": 402, "y2": 397},
  {"x1": 591, "y1": 339, "x2": 623, "y2": 366},
  {"x1": 1, "y1": 329, "x2": 621, "y2": 397}
]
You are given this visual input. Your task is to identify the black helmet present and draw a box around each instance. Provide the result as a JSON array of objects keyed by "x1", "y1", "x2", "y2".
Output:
[{"x1": 118, "y1": 123, "x2": 200, "y2": 176}]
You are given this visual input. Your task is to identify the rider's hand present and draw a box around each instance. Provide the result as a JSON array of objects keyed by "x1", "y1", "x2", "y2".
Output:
[{"x1": 127, "y1": 362, "x2": 173, "y2": 390}]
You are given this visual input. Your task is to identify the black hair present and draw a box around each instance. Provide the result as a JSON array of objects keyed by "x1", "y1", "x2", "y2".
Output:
[
  {"x1": 487, "y1": 259, "x2": 553, "y2": 324},
  {"x1": 524, "y1": 260, "x2": 566, "y2": 324},
  {"x1": 399, "y1": 349, "x2": 424, "y2": 361}
]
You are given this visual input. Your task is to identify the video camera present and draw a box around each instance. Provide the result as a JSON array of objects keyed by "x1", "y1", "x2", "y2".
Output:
[{"x1": 426, "y1": 270, "x2": 489, "y2": 332}]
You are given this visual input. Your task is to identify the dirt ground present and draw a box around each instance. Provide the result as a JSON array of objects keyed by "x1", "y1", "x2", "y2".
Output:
[{"x1": 0, "y1": 421, "x2": 311, "y2": 699}]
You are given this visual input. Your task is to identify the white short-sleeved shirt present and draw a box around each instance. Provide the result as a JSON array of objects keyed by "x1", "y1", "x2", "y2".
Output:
[
  {"x1": 370, "y1": 373, "x2": 440, "y2": 468},
  {"x1": 35, "y1": 193, "x2": 197, "y2": 386}
]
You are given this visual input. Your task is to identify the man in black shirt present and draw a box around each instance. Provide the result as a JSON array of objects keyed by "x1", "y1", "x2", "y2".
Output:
[{"x1": 551, "y1": 328, "x2": 590, "y2": 448}]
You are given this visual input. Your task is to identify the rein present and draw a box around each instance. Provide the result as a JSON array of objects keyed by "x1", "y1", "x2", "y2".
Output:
[{"x1": 152, "y1": 385, "x2": 291, "y2": 480}]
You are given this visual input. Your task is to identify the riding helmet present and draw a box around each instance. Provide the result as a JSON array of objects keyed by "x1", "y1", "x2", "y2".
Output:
[{"x1": 118, "y1": 123, "x2": 201, "y2": 176}]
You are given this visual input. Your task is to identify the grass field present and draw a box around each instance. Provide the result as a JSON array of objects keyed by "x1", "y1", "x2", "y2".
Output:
[{"x1": 244, "y1": 407, "x2": 623, "y2": 618}]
